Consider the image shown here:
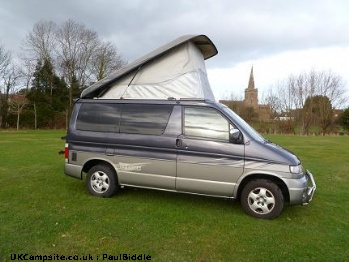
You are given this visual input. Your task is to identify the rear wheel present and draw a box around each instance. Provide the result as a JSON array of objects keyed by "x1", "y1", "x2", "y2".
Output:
[
  {"x1": 241, "y1": 179, "x2": 284, "y2": 219},
  {"x1": 86, "y1": 164, "x2": 118, "y2": 197}
]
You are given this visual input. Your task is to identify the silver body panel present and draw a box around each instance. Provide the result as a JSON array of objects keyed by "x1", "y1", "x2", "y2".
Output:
[{"x1": 65, "y1": 149, "x2": 316, "y2": 203}]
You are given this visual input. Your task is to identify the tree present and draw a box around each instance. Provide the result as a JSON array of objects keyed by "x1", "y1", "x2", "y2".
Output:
[
  {"x1": 263, "y1": 86, "x2": 282, "y2": 119},
  {"x1": 90, "y1": 41, "x2": 126, "y2": 81},
  {"x1": 22, "y1": 19, "x2": 126, "y2": 116},
  {"x1": 0, "y1": 43, "x2": 11, "y2": 74},
  {"x1": 55, "y1": 19, "x2": 99, "y2": 111},
  {"x1": 9, "y1": 91, "x2": 28, "y2": 130},
  {"x1": 241, "y1": 106, "x2": 258, "y2": 122},
  {"x1": 303, "y1": 95, "x2": 333, "y2": 134},
  {"x1": 301, "y1": 70, "x2": 346, "y2": 134},
  {"x1": 266, "y1": 69, "x2": 347, "y2": 134},
  {"x1": 0, "y1": 66, "x2": 20, "y2": 128},
  {"x1": 26, "y1": 58, "x2": 68, "y2": 128},
  {"x1": 338, "y1": 108, "x2": 349, "y2": 131},
  {"x1": 0, "y1": 43, "x2": 11, "y2": 127},
  {"x1": 21, "y1": 20, "x2": 57, "y2": 62},
  {"x1": 0, "y1": 43, "x2": 21, "y2": 128}
]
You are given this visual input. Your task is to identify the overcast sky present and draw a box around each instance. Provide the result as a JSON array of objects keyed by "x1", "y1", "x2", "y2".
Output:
[{"x1": 1, "y1": 0, "x2": 349, "y2": 101}]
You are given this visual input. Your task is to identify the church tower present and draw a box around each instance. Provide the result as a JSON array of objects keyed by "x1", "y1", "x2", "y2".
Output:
[{"x1": 244, "y1": 66, "x2": 258, "y2": 109}]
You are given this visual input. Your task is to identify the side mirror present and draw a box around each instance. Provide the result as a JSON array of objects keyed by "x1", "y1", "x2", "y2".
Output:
[{"x1": 229, "y1": 128, "x2": 242, "y2": 143}]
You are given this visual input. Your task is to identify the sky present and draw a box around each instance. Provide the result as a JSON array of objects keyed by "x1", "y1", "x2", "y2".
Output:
[{"x1": 1, "y1": 0, "x2": 349, "y2": 102}]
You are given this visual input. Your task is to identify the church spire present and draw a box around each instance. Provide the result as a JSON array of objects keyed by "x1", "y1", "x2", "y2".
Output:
[
  {"x1": 247, "y1": 66, "x2": 255, "y2": 90},
  {"x1": 244, "y1": 66, "x2": 258, "y2": 110}
]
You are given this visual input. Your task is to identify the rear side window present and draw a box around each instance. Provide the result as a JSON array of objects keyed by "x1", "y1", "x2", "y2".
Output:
[
  {"x1": 120, "y1": 104, "x2": 173, "y2": 135},
  {"x1": 76, "y1": 103, "x2": 121, "y2": 132},
  {"x1": 184, "y1": 107, "x2": 229, "y2": 140}
]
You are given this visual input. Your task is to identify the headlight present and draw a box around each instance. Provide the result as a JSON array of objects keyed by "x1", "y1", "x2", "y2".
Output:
[{"x1": 290, "y1": 164, "x2": 303, "y2": 174}]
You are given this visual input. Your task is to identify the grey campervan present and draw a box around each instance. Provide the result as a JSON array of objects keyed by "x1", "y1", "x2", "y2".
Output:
[
  {"x1": 64, "y1": 35, "x2": 316, "y2": 219},
  {"x1": 64, "y1": 98, "x2": 316, "y2": 219}
]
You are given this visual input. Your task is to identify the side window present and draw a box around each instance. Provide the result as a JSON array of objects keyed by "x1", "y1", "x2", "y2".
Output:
[
  {"x1": 184, "y1": 107, "x2": 229, "y2": 140},
  {"x1": 120, "y1": 104, "x2": 173, "y2": 135},
  {"x1": 76, "y1": 103, "x2": 121, "y2": 132}
]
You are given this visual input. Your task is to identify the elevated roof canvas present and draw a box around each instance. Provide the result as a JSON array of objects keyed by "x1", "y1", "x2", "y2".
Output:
[{"x1": 80, "y1": 34, "x2": 218, "y2": 100}]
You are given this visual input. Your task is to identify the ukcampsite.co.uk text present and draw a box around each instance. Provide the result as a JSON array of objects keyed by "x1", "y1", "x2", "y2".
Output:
[{"x1": 10, "y1": 253, "x2": 152, "y2": 261}]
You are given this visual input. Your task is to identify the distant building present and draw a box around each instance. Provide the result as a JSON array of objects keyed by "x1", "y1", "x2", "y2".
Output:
[
  {"x1": 220, "y1": 66, "x2": 271, "y2": 122},
  {"x1": 333, "y1": 109, "x2": 344, "y2": 119}
]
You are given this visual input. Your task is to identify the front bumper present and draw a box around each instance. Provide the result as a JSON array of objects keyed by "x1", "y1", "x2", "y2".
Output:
[{"x1": 302, "y1": 170, "x2": 316, "y2": 205}]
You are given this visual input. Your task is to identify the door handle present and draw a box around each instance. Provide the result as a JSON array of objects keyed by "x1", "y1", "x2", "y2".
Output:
[
  {"x1": 176, "y1": 138, "x2": 182, "y2": 148},
  {"x1": 176, "y1": 138, "x2": 188, "y2": 149}
]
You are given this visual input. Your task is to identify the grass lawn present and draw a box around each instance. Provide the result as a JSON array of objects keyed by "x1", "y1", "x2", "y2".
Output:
[{"x1": 0, "y1": 130, "x2": 348, "y2": 261}]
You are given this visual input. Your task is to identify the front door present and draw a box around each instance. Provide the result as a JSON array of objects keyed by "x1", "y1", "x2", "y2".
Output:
[{"x1": 176, "y1": 106, "x2": 244, "y2": 197}]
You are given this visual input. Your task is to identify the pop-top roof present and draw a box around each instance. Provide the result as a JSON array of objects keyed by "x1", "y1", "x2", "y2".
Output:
[{"x1": 80, "y1": 34, "x2": 218, "y2": 99}]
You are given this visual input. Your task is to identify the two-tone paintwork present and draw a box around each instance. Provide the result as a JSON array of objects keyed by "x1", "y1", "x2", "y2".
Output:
[{"x1": 65, "y1": 99, "x2": 316, "y2": 205}]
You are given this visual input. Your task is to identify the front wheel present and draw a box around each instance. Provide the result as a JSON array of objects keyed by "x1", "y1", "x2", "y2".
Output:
[
  {"x1": 86, "y1": 164, "x2": 118, "y2": 198},
  {"x1": 241, "y1": 179, "x2": 284, "y2": 219}
]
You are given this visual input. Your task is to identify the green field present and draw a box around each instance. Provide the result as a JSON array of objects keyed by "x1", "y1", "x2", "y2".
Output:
[{"x1": 0, "y1": 130, "x2": 348, "y2": 261}]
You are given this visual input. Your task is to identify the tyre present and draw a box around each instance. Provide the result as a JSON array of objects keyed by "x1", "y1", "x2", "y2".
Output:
[
  {"x1": 241, "y1": 179, "x2": 284, "y2": 219},
  {"x1": 86, "y1": 164, "x2": 118, "y2": 197}
]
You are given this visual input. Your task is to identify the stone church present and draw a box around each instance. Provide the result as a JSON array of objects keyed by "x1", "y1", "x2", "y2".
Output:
[{"x1": 220, "y1": 67, "x2": 271, "y2": 122}]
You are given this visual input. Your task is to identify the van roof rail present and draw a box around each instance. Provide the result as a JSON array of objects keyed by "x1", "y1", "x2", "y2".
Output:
[{"x1": 179, "y1": 98, "x2": 205, "y2": 101}]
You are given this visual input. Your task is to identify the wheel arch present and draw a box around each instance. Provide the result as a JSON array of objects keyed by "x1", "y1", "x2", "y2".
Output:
[
  {"x1": 82, "y1": 159, "x2": 117, "y2": 180},
  {"x1": 236, "y1": 174, "x2": 290, "y2": 203}
]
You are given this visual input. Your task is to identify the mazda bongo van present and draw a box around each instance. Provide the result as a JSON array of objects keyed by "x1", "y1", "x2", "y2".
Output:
[
  {"x1": 64, "y1": 98, "x2": 316, "y2": 219},
  {"x1": 64, "y1": 34, "x2": 316, "y2": 219}
]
